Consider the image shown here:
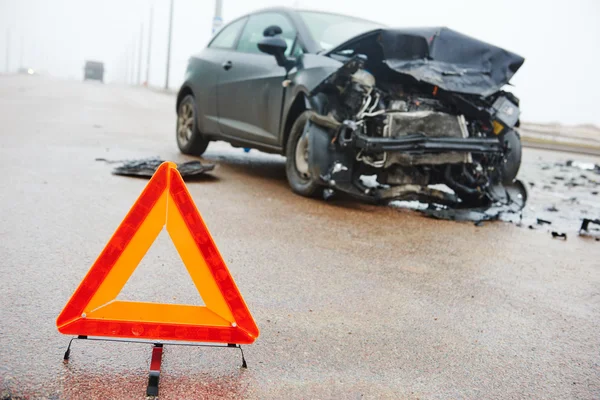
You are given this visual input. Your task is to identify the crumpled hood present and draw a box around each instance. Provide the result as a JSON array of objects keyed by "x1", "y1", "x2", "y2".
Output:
[{"x1": 327, "y1": 27, "x2": 525, "y2": 97}]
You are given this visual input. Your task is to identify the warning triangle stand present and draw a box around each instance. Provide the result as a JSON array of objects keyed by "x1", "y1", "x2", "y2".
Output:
[{"x1": 57, "y1": 161, "x2": 259, "y2": 396}]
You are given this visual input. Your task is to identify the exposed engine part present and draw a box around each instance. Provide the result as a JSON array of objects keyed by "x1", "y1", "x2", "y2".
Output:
[
  {"x1": 382, "y1": 110, "x2": 473, "y2": 166},
  {"x1": 351, "y1": 69, "x2": 375, "y2": 94},
  {"x1": 388, "y1": 100, "x2": 408, "y2": 112},
  {"x1": 303, "y1": 48, "x2": 525, "y2": 212},
  {"x1": 309, "y1": 112, "x2": 342, "y2": 130},
  {"x1": 377, "y1": 184, "x2": 459, "y2": 205},
  {"x1": 379, "y1": 166, "x2": 430, "y2": 186}
]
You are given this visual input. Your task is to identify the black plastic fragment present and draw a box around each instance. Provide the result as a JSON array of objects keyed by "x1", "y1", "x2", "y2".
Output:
[
  {"x1": 98, "y1": 157, "x2": 215, "y2": 179},
  {"x1": 551, "y1": 231, "x2": 567, "y2": 240},
  {"x1": 579, "y1": 218, "x2": 600, "y2": 241},
  {"x1": 536, "y1": 218, "x2": 552, "y2": 226},
  {"x1": 421, "y1": 180, "x2": 527, "y2": 223}
]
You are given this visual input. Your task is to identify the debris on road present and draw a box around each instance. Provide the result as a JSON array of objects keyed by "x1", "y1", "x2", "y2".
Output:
[
  {"x1": 513, "y1": 154, "x2": 600, "y2": 236},
  {"x1": 388, "y1": 179, "x2": 527, "y2": 224},
  {"x1": 96, "y1": 157, "x2": 215, "y2": 179},
  {"x1": 551, "y1": 231, "x2": 567, "y2": 240},
  {"x1": 580, "y1": 218, "x2": 600, "y2": 232},
  {"x1": 579, "y1": 218, "x2": 600, "y2": 240},
  {"x1": 566, "y1": 160, "x2": 600, "y2": 174}
]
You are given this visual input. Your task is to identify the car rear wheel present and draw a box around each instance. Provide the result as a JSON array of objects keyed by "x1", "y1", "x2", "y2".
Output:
[
  {"x1": 285, "y1": 111, "x2": 323, "y2": 197},
  {"x1": 176, "y1": 95, "x2": 209, "y2": 156}
]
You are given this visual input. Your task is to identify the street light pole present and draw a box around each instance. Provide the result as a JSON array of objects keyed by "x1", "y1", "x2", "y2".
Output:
[
  {"x1": 19, "y1": 35, "x2": 23, "y2": 68},
  {"x1": 165, "y1": 0, "x2": 174, "y2": 90},
  {"x1": 212, "y1": 0, "x2": 223, "y2": 34},
  {"x1": 137, "y1": 23, "x2": 143, "y2": 85},
  {"x1": 145, "y1": 4, "x2": 153, "y2": 86},
  {"x1": 130, "y1": 36, "x2": 136, "y2": 84},
  {"x1": 5, "y1": 30, "x2": 9, "y2": 73}
]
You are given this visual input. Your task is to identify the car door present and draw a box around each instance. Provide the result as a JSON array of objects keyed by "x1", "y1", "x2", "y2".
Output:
[
  {"x1": 217, "y1": 12, "x2": 301, "y2": 146},
  {"x1": 193, "y1": 16, "x2": 248, "y2": 135}
]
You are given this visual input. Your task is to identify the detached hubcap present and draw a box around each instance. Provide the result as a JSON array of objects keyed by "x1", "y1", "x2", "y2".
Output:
[{"x1": 177, "y1": 103, "x2": 194, "y2": 147}]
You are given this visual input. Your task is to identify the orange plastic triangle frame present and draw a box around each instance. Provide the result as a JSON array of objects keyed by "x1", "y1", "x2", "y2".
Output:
[{"x1": 56, "y1": 162, "x2": 259, "y2": 344}]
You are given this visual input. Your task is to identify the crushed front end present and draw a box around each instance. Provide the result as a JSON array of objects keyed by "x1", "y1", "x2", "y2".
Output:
[{"x1": 303, "y1": 28, "x2": 526, "y2": 211}]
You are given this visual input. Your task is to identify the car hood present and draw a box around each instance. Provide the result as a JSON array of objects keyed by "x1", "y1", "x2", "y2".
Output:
[{"x1": 324, "y1": 27, "x2": 525, "y2": 97}]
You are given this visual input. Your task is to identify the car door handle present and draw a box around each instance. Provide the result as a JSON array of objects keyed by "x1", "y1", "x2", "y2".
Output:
[{"x1": 222, "y1": 61, "x2": 232, "y2": 70}]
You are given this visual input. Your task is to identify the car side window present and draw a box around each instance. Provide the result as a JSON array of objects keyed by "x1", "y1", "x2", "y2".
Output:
[
  {"x1": 208, "y1": 17, "x2": 247, "y2": 49},
  {"x1": 236, "y1": 12, "x2": 300, "y2": 57}
]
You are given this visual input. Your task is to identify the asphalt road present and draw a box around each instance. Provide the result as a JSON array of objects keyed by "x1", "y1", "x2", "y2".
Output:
[{"x1": 1, "y1": 75, "x2": 599, "y2": 400}]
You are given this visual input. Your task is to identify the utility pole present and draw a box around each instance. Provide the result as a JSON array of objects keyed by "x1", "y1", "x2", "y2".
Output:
[
  {"x1": 123, "y1": 49, "x2": 128, "y2": 84},
  {"x1": 145, "y1": 3, "x2": 153, "y2": 86},
  {"x1": 137, "y1": 23, "x2": 143, "y2": 85},
  {"x1": 165, "y1": 0, "x2": 174, "y2": 89},
  {"x1": 5, "y1": 30, "x2": 9, "y2": 73},
  {"x1": 212, "y1": 0, "x2": 223, "y2": 34},
  {"x1": 19, "y1": 35, "x2": 23, "y2": 68},
  {"x1": 130, "y1": 36, "x2": 136, "y2": 84}
]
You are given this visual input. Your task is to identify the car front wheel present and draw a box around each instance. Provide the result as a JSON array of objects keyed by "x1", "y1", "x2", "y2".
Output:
[
  {"x1": 285, "y1": 111, "x2": 323, "y2": 197},
  {"x1": 176, "y1": 94, "x2": 209, "y2": 156}
]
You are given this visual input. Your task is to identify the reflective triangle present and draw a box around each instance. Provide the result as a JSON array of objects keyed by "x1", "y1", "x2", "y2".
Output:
[{"x1": 56, "y1": 162, "x2": 259, "y2": 344}]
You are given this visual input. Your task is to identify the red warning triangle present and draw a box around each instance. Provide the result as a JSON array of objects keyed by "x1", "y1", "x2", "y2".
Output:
[{"x1": 56, "y1": 162, "x2": 259, "y2": 344}]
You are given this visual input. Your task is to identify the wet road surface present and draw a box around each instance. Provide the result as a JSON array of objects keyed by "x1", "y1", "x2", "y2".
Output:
[{"x1": 1, "y1": 75, "x2": 599, "y2": 399}]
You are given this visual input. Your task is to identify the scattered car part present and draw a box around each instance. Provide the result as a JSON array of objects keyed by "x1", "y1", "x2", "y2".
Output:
[
  {"x1": 97, "y1": 157, "x2": 215, "y2": 178},
  {"x1": 566, "y1": 160, "x2": 600, "y2": 174},
  {"x1": 551, "y1": 231, "x2": 567, "y2": 240},
  {"x1": 579, "y1": 218, "x2": 600, "y2": 233}
]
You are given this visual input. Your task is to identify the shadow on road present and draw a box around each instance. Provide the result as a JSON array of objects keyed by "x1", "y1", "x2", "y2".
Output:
[{"x1": 201, "y1": 151, "x2": 380, "y2": 213}]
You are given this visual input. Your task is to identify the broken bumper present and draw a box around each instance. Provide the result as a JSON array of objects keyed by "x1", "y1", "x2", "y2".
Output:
[{"x1": 353, "y1": 132, "x2": 502, "y2": 154}]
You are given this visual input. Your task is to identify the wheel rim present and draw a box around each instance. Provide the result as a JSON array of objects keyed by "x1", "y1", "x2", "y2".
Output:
[
  {"x1": 177, "y1": 103, "x2": 194, "y2": 147},
  {"x1": 295, "y1": 130, "x2": 310, "y2": 180}
]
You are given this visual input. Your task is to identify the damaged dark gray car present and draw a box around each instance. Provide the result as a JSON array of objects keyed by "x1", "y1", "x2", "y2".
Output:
[{"x1": 176, "y1": 7, "x2": 526, "y2": 209}]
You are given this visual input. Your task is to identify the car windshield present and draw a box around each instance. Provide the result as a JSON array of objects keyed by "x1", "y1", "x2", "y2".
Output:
[{"x1": 298, "y1": 11, "x2": 385, "y2": 52}]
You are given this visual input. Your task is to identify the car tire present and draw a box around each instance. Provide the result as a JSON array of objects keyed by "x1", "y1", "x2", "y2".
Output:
[
  {"x1": 501, "y1": 129, "x2": 522, "y2": 184},
  {"x1": 285, "y1": 111, "x2": 323, "y2": 197},
  {"x1": 176, "y1": 94, "x2": 209, "y2": 156}
]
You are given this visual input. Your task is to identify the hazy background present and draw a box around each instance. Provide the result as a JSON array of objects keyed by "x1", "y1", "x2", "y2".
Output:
[{"x1": 1, "y1": 0, "x2": 599, "y2": 126}]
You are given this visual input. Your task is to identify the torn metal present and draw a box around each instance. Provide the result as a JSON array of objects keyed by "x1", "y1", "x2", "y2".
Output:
[
  {"x1": 302, "y1": 29, "x2": 526, "y2": 216},
  {"x1": 96, "y1": 157, "x2": 215, "y2": 178}
]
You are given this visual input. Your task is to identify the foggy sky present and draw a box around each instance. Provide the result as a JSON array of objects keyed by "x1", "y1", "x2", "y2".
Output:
[{"x1": 1, "y1": 0, "x2": 599, "y2": 126}]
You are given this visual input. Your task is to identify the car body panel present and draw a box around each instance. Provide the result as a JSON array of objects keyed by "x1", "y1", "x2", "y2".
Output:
[
  {"x1": 323, "y1": 27, "x2": 525, "y2": 96},
  {"x1": 217, "y1": 51, "x2": 288, "y2": 146},
  {"x1": 183, "y1": 50, "x2": 223, "y2": 135}
]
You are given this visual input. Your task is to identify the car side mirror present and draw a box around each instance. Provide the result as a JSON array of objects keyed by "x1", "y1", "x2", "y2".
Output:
[
  {"x1": 263, "y1": 25, "x2": 283, "y2": 37},
  {"x1": 258, "y1": 36, "x2": 288, "y2": 67}
]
